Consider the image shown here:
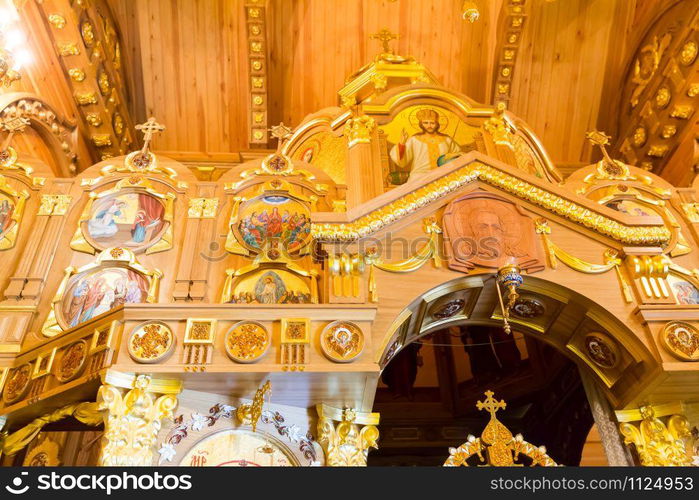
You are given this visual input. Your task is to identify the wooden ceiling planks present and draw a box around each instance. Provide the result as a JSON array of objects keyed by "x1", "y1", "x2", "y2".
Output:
[
  {"x1": 107, "y1": 0, "x2": 250, "y2": 156},
  {"x1": 96, "y1": 0, "x2": 681, "y2": 169},
  {"x1": 267, "y1": 0, "x2": 498, "y2": 128},
  {"x1": 508, "y1": 0, "x2": 623, "y2": 164}
]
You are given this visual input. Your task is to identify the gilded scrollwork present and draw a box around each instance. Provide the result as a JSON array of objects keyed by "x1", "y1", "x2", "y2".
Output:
[{"x1": 617, "y1": 404, "x2": 692, "y2": 466}]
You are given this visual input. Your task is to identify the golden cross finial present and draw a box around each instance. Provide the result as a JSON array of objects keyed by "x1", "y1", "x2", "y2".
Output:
[
  {"x1": 269, "y1": 122, "x2": 293, "y2": 152},
  {"x1": 476, "y1": 390, "x2": 507, "y2": 419},
  {"x1": 370, "y1": 28, "x2": 399, "y2": 54},
  {"x1": 586, "y1": 129, "x2": 614, "y2": 164},
  {"x1": 135, "y1": 117, "x2": 165, "y2": 154},
  {"x1": 1, "y1": 116, "x2": 30, "y2": 152}
]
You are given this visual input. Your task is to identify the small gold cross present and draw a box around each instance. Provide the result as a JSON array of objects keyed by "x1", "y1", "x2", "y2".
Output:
[
  {"x1": 476, "y1": 390, "x2": 507, "y2": 418},
  {"x1": 269, "y1": 122, "x2": 292, "y2": 151},
  {"x1": 370, "y1": 28, "x2": 399, "y2": 54},
  {"x1": 0, "y1": 116, "x2": 30, "y2": 152},
  {"x1": 586, "y1": 129, "x2": 613, "y2": 163},
  {"x1": 135, "y1": 117, "x2": 165, "y2": 154}
]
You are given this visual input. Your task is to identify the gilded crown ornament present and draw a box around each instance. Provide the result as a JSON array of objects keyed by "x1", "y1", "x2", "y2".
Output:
[{"x1": 444, "y1": 391, "x2": 557, "y2": 466}]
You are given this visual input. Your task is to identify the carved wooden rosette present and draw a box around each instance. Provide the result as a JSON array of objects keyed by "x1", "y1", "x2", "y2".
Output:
[
  {"x1": 316, "y1": 404, "x2": 380, "y2": 466},
  {"x1": 98, "y1": 374, "x2": 180, "y2": 466}
]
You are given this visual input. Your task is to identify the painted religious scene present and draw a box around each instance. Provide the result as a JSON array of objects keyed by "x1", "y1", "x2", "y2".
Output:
[
  {"x1": 380, "y1": 106, "x2": 477, "y2": 185},
  {"x1": 228, "y1": 270, "x2": 312, "y2": 304},
  {"x1": 236, "y1": 196, "x2": 311, "y2": 253},
  {"x1": 0, "y1": 193, "x2": 15, "y2": 238},
  {"x1": 61, "y1": 267, "x2": 149, "y2": 328},
  {"x1": 85, "y1": 192, "x2": 166, "y2": 250}
]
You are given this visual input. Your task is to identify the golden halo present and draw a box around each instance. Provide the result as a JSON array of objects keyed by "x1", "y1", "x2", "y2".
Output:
[{"x1": 407, "y1": 106, "x2": 449, "y2": 131}]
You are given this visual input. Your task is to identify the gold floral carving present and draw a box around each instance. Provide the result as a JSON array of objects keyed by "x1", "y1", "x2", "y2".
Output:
[
  {"x1": 320, "y1": 321, "x2": 364, "y2": 363},
  {"x1": 56, "y1": 340, "x2": 88, "y2": 382},
  {"x1": 316, "y1": 404, "x2": 380, "y2": 466},
  {"x1": 37, "y1": 194, "x2": 72, "y2": 216},
  {"x1": 188, "y1": 197, "x2": 219, "y2": 218},
  {"x1": 660, "y1": 322, "x2": 699, "y2": 361},
  {"x1": 128, "y1": 322, "x2": 175, "y2": 363},
  {"x1": 444, "y1": 391, "x2": 556, "y2": 466},
  {"x1": 2, "y1": 363, "x2": 32, "y2": 404},
  {"x1": 225, "y1": 321, "x2": 270, "y2": 363},
  {"x1": 311, "y1": 162, "x2": 671, "y2": 246},
  {"x1": 98, "y1": 374, "x2": 179, "y2": 466},
  {"x1": 618, "y1": 405, "x2": 692, "y2": 466}
]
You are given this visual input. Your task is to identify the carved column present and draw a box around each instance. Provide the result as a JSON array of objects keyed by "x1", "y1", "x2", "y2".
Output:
[
  {"x1": 344, "y1": 115, "x2": 383, "y2": 209},
  {"x1": 579, "y1": 370, "x2": 634, "y2": 465},
  {"x1": 616, "y1": 403, "x2": 693, "y2": 466},
  {"x1": 316, "y1": 403, "x2": 380, "y2": 466},
  {"x1": 98, "y1": 372, "x2": 181, "y2": 466}
]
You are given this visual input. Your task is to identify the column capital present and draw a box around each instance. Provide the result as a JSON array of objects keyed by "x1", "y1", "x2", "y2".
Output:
[{"x1": 316, "y1": 403, "x2": 380, "y2": 466}]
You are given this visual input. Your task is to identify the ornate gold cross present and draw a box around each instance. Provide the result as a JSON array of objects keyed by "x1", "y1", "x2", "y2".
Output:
[
  {"x1": 269, "y1": 122, "x2": 292, "y2": 151},
  {"x1": 476, "y1": 390, "x2": 506, "y2": 419},
  {"x1": 370, "y1": 28, "x2": 399, "y2": 54},
  {"x1": 586, "y1": 129, "x2": 614, "y2": 164},
  {"x1": 0, "y1": 116, "x2": 30, "y2": 152},
  {"x1": 135, "y1": 117, "x2": 165, "y2": 154}
]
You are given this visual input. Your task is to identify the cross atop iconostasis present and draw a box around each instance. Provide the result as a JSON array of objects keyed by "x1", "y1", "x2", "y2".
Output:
[
  {"x1": 136, "y1": 117, "x2": 166, "y2": 155},
  {"x1": 370, "y1": 28, "x2": 399, "y2": 54}
]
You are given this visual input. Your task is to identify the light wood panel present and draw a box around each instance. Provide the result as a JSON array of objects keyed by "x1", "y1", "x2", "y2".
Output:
[
  {"x1": 509, "y1": 0, "x2": 623, "y2": 163},
  {"x1": 102, "y1": 0, "x2": 679, "y2": 168},
  {"x1": 107, "y1": 0, "x2": 251, "y2": 155},
  {"x1": 267, "y1": 0, "x2": 499, "y2": 127}
]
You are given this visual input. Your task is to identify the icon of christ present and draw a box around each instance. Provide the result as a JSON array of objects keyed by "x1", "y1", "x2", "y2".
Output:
[{"x1": 389, "y1": 108, "x2": 461, "y2": 181}]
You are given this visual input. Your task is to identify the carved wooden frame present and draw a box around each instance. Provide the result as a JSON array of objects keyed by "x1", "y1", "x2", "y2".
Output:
[
  {"x1": 42, "y1": 247, "x2": 163, "y2": 337},
  {"x1": 70, "y1": 175, "x2": 175, "y2": 255},
  {"x1": 0, "y1": 174, "x2": 29, "y2": 250}
]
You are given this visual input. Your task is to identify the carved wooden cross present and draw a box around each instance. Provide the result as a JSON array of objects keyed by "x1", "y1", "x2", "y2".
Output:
[
  {"x1": 136, "y1": 117, "x2": 165, "y2": 154},
  {"x1": 476, "y1": 390, "x2": 507, "y2": 419},
  {"x1": 370, "y1": 28, "x2": 399, "y2": 54},
  {"x1": 0, "y1": 116, "x2": 30, "y2": 152}
]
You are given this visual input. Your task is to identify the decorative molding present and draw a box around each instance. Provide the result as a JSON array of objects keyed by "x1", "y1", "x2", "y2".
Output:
[
  {"x1": 245, "y1": 0, "x2": 269, "y2": 145},
  {"x1": 311, "y1": 160, "x2": 671, "y2": 246},
  {"x1": 0, "y1": 93, "x2": 79, "y2": 174},
  {"x1": 492, "y1": 0, "x2": 529, "y2": 104}
]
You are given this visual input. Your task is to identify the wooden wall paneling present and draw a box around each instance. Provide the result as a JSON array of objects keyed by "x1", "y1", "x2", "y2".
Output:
[
  {"x1": 108, "y1": 0, "x2": 250, "y2": 158},
  {"x1": 509, "y1": 0, "x2": 621, "y2": 164}
]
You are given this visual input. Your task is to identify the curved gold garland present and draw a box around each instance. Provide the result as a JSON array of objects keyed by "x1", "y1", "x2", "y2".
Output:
[
  {"x1": 364, "y1": 218, "x2": 442, "y2": 302},
  {"x1": 1, "y1": 402, "x2": 101, "y2": 456},
  {"x1": 311, "y1": 162, "x2": 671, "y2": 246},
  {"x1": 535, "y1": 219, "x2": 633, "y2": 303}
]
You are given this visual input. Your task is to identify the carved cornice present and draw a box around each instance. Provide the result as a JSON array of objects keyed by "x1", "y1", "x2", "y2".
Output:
[{"x1": 311, "y1": 156, "x2": 671, "y2": 246}]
